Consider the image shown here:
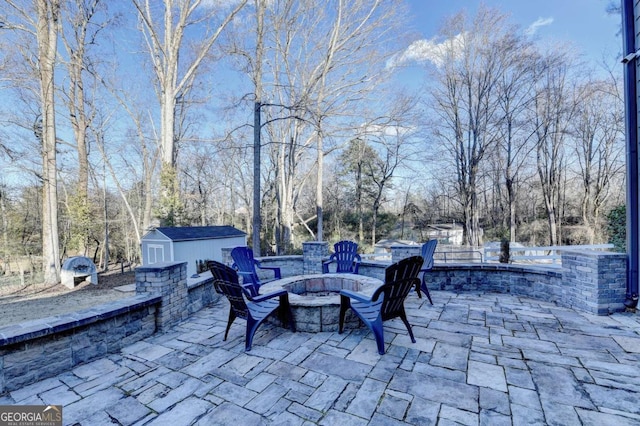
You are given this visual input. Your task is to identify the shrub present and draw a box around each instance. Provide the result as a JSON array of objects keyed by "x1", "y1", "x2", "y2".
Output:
[{"x1": 606, "y1": 205, "x2": 626, "y2": 252}]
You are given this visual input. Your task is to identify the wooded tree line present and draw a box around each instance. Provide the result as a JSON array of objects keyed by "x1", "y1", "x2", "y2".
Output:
[
  {"x1": 0, "y1": 1, "x2": 625, "y2": 284},
  {"x1": 425, "y1": 8, "x2": 625, "y2": 248}
]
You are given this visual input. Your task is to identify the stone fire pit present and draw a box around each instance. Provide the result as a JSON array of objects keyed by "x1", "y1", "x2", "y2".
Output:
[{"x1": 259, "y1": 274, "x2": 382, "y2": 332}]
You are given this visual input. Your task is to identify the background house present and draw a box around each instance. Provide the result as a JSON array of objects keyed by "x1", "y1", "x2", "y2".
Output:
[
  {"x1": 425, "y1": 223, "x2": 465, "y2": 246},
  {"x1": 140, "y1": 226, "x2": 246, "y2": 276}
]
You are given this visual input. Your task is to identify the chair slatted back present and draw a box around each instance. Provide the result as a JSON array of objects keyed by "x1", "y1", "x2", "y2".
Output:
[
  {"x1": 207, "y1": 260, "x2": 250, "y2": 320},
  {"x1": 207, "y1": 260, "x2": 240, "y2": 284},
  {"x1": 231, "y1": 247, "x2": 258, "y2": 277},
  {"x1": 331, "y1": 240, "x2": 361, "y2": 273},
  {"x1": 212, "y1": 278, "x2": 250, "y2": 320},
  {"x1": 379, "y1": 277, "x2": 421, "y2": 321},
  {"x1": 421, "y1": 240, "x2": 438, "y2": 270},
  {"x1": 385, "y1": 255, "x2": 423, "y2": 282},
  {"x1": 377, "y1": 256, "x2": 423, "y2": 321},
  {"x1": 230, "y1": 246, "x2": 261, "y2": 296}
]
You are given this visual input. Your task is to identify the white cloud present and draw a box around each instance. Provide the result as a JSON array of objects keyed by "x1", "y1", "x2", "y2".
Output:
[
  {"x1": 525, "y1": 17, "x2": 554, "y2": 36},
  {"x1": 388, "y1": 33, "x2": 465, "y2": 69},
  {"x1": 359, "y1": 123, "x2": 416, "y2": 138}
]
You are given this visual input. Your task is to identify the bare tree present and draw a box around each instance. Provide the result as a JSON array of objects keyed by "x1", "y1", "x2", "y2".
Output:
[
  {"x1": 4, "y1": 0, "x2": 61, "y2": 284},
  {"x1": 132, "y1": 0, "x2": 247, "y2": 224},
  {"x1": 429, "y1": 7, "x2": 511, "y2": 247},
  {"x1": 494, "y1": 37, "x2": 538, "y2": 242},
  {"x1": 257, "y1": 0, "x2": 406, "y2": 252},
  {"x1": 571, "y1": 77, "x2": 625, "y2": 241},
  {"x1": 59, "y1": 0, "x2": 110, "y2": 255},
  {"x1": 300, "y1": 0, "x2": 405, "y2": 243},
  {"x1": 365, "y1": 128, "x2": 411, "y2": 246},
  {"x1": 531, "y1": 47, "x2": 578, "y2": 245},
  {"x1": 97, "y1": 92, "x2": 160, "y2": 248},
  {"x1": 358, "y1": 96, "x2": 419, "y2": 245},
  {"x1": 36, "y1": 0, "x2": 60, "y2": 284},
  {"x1": 224, "y1": 0, "x2": 267, "y2": 253},
  {"x1": 251, "y1": 0, "x2": 265, "y2": 254}
]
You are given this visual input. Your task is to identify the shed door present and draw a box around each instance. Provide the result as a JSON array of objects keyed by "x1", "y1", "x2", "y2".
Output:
[{"x1": 148, "y1": 244, "x2": 165, "y2": 264}]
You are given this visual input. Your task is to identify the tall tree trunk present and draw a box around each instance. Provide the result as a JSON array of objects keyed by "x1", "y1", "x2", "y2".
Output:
[
  {"x1": 133, "y1": 0, "x2": 247, "y2": 224},
  {"x1": 37, "y1": 0, "x2": 61, "y2": 284}
]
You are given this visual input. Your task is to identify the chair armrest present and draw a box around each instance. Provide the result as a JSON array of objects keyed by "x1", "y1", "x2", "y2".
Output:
[
  {"x1": 240, "y1": 283, "x2": 260, "y2": 298},
  {"x1": 240, "y1": 285, "x2": 256, "y2": 299},
  {"x1": 236, "y1": 270, "x2": 254, "y2": 281},
  {"x1": 339, "y1": 289, "x2": 371, "y2": 303},
  {"x1": 322, "y1": 257, "x2": 336, "y2": 273},
  {"x1": 256, "y1": 263, "x2": 281, "y2": 279},
  {"x1": 251, "y1": 288, "x2": 288, "y2": 303},
  {"x1": 420, "y1": 265, "x2": 433, "y2": 274},
  {"x1": 421, "y1": 262, "x2": 434, "y2": 271},
  {"x1": 255, "y1": 259, "x2": 281, "y2": 278},
  {"x1": 353, "y1": 255, "x2": 361, "y2": 274}
]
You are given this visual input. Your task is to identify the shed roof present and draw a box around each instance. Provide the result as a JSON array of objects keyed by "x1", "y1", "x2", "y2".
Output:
[
  {"x1": 149, "y1": 226, "x2": 246, "y2": 242},
  {"x1": 375, "y1": 239, "x2": 419, "y2": 249}
]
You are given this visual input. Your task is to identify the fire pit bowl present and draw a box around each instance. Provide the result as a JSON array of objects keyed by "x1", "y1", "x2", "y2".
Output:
[{"x1": 259, "y1": 274, "x2": 382, "y2": 332}]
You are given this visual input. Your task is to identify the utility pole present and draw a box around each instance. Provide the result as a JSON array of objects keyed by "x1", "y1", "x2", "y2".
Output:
[{"x1": 252, "y1": 101, "x2": 261, "y2": 256}]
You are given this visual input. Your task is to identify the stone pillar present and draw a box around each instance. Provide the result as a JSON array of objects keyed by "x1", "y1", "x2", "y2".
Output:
[
  {"x1": 562, "y1": 251, "x2": 627, "y2": 315},
  {"x1": 303, "y1": 241, "x2": 329, "y2": 274},
  {"x1": 135, "y1": 262, "x2": 188, "y2": 331},
  {"x1": 391, "y1": 245, "x2": 421, "y2": 263}
]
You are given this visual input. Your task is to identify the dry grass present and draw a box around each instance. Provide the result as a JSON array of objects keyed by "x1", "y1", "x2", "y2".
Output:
[{"x1": 0, "y1": 266, "x2": 136, "y2": 328}]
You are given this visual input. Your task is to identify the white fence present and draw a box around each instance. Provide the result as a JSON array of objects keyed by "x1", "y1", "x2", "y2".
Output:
[
  {"x1": 483, "y1": 243, "x2": 615, "y2": 266},
  {"x1": 362, "y1": 243, "x2": 616, "y2": 266}
]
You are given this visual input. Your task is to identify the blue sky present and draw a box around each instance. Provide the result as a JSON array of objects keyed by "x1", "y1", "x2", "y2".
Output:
[{"x1": 402, "y1": 0, "x2": 620, "y2": 68}]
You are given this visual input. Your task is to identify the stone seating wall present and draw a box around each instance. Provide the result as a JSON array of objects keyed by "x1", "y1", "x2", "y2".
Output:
[
  {"x1": 0, "y1": 262, "x2": 218, "y2": 394},
  {"x1": 0, "y1": 244, "x2": 627, "y2": 394},
  {"x1": 389, "y1": 245, "x2": 627, "y2": 315},
  {"x1": 0, "y1": 295, "x2": 160, "y2": 394}
]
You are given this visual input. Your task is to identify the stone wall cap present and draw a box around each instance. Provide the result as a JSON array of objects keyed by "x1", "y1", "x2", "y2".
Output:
[
  {"x1": 431, "y1": 262, "x2": 563, "y2": 276},
  {"x1": 0, "y1": 294, "x2": 161, "y2": 347},
  {"x1": 136, "y1": 261, "x2": 188, "y2": 272}
]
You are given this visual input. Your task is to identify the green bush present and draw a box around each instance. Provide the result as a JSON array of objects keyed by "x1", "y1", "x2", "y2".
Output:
[{"x1": 606, "y1": 205, "x2": 626, "y2": 252}]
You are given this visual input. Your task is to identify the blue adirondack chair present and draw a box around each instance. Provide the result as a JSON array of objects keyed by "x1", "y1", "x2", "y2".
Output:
[
  {"x1": 207, "y1": 261, "x2": 294, "y2": 351},
  {"x1": 322, "y1": 240, "x2": 362, "y2": 274},
  {"x1": 231, "y1": 246, "x2": 281, "y2": 297},
  {"x1": 416, "y1": 240, "x2": 438, "y2": 304},
  {"x1": 338, "y1": 256, "x2": 423, "y2": 354}
]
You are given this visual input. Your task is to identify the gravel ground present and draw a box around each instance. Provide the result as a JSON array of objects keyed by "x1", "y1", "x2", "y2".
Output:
[{"x1": 0, "y1": 269, "x2": 136, "y2": 328}]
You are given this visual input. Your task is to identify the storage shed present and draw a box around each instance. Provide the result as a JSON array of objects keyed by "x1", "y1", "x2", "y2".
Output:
[{"x1": 141, "y1": 226, "x2": 246, "y2": 277}]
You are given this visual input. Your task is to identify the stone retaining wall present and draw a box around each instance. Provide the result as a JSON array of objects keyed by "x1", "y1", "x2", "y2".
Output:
[
  {"x1": 222, "y1": 245, "x2": 627, "y2": 314},
  {"x1": 0, "y1": 295, "x2": 160, "y2": 393},
  {"x1": 0, "y1": 262, "x2": 219, "y2": 395},
  {"x1": 405, "y1": 249, "x2": 627, "y2": 315}
]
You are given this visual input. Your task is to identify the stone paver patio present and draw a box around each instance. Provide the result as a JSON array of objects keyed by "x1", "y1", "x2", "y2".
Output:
[{"x1": 2, "y1": 290, "x2": 640, "y2": 425}]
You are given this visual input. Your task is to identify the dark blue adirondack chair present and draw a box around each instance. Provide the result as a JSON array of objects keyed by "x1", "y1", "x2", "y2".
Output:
[
  {"x1": 416, "y1": 240, "x2": 438, "y2": 304},
  {"x1": 207, "y1": 261, "x2": 294, "y2": 351},
  {"x1": 338, "y1": 256, "x2": 423, "y2": 355},
  {"x1": 231, "y1": 246, "x2": 281, "y2": 297},
  {"x1": 322, "y1": 240, "x2": 362, "y2": 274}
]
